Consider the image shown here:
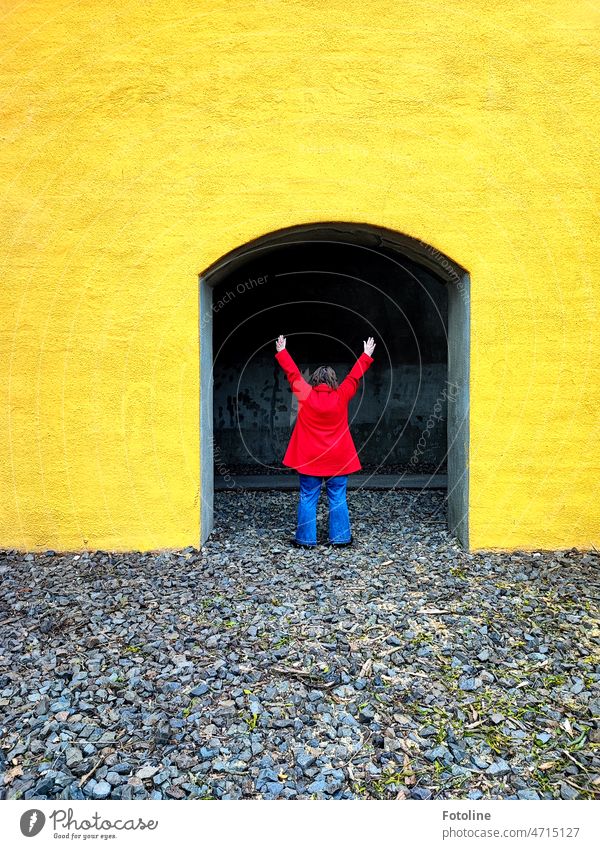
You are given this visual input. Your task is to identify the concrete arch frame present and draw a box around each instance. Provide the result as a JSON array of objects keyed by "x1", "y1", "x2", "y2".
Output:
[{"x1": 199, "y1": 222, "x2": 471, "y2": 548}]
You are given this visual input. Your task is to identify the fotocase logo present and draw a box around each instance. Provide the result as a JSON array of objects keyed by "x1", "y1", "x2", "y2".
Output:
[{"x1": 20, "y1": 809, "x2": 46, "y2": 836}]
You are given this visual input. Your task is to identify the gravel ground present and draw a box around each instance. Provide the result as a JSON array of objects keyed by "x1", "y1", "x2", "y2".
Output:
[{"x1": 1, "y1": 488, "x2": 599, "y2": 801}]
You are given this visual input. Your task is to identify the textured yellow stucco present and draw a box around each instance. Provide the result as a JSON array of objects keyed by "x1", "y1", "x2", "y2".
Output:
[{"x1": 1, "y1": 1, "x2": 598, "y2": 551}]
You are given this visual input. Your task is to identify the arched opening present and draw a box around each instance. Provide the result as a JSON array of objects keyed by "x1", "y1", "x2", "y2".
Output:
[{"x1": 199, "y1": 222, "x2": 470, "y2": 547}]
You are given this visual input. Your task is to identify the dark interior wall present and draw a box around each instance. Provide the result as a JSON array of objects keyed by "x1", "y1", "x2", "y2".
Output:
[{"x1": 212, "y1": 241, "x2": 448, "y2": 475}]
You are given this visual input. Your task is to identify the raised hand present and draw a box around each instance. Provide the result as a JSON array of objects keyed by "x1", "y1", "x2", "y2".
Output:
[
  {"x1": 276, "y1": 334, "x2": 287, "y2": 352},
  {"x1": 363, "y1": 336, "x2": 376, "y2": 357}
]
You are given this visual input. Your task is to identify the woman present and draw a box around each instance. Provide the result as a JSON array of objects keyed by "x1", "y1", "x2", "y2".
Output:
[{"x1": 275, "y1": 334, "x2": 376, "y2": 549}]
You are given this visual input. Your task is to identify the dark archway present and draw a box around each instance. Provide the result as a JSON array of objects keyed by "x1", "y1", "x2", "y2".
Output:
[{"x1": 199, "y1": 222, "x2": 470, "y2": 546}]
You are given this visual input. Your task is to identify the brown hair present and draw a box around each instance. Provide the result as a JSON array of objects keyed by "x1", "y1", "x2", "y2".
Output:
[{"x1": 309, "y1": 365, "x2": 338, "y2": 389}]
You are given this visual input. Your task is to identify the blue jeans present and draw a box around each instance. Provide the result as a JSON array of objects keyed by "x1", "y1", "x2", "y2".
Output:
[{"x1": 295, "y1": 474, "x2": 352, "y2": 545}]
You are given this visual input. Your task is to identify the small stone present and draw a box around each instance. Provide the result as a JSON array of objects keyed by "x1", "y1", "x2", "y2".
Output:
[
  {"x1": 7, "y1": 742, "x2": 27, "y2": 760},
  {"x1": 264, "y1": 781, "x2": 284, "y2": 798},
  {"x1": 33, "y1": 776, "x2": 54, "y2": 796},
  {"x1": 467, "y1": 789, "x2": 483, "y2": 800},
  {"x1": 424, "y1": 746, "x2": 451, "y2": 762},
  {"x1": 449, "y1": 745, "x2": 467, "y2": 764},
  {"x1": 296, "y1": 751, "x2": 316, "y2": 771},
  {"x1": 136, "y1": 766, "x2": 159, "y2": 779},
  {"x1": 97, "y1": 732, "x2": 116, "y2": 745},
  {"x1": 34, "y1": 697, "x2": 50, "y2": 717},
  {"x1": 459, "y1": 676, "x2": 482, "y2": 691},
  {"x1": 487, "y1": 759, "x2": 511, "y2": 777},
  {"x1": 257, "y1": 768, "x2": 279, "y2": 786},
  {"x1": 332, "y1": 684, "x2": 355, "y2": 698},
  {"x1": 536, "y1": 733, "x2": 551, "y2": 744},
  {"x1": 518, "y1": 789, "x2": 540, "y2": 800},
  {"x1": 165, "y1": 785, "x2": 185, "y2": 799},
  {"x1": 410, "y1": 787, "x2": 432, "y2": 800},
  {"x1": 65, "y1": 747, "x2": 83, "y2": 767},
  {"x1": 111, "y1": 762, "x2": 132, "y2": 775},
  {"x1": 199, "y1": 747, "x2": 217, "y2": 759},
  {"x1": 92, "y1": 781, "x2": 111, "y2": 799},
  {"x1": 559, "y1": 783, "x2": 579, "y2": 800},
  {"x1": 358, "y1": 706, "x2": 375, "y2": 724}
]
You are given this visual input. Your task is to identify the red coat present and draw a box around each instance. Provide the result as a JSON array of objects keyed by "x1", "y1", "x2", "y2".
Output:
[{"x1": 275, "y1": 347, "x2": 374, "y2": 476}]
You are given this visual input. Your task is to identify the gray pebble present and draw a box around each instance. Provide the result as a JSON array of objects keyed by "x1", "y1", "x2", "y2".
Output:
[{"x1": 91, "y1": 781, "x2": 111, "y2": 799}]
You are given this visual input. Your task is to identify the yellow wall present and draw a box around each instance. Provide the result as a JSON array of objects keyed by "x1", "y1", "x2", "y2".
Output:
[{"x1": 1, "y1": 0, "x2": 598, "y2": 551}]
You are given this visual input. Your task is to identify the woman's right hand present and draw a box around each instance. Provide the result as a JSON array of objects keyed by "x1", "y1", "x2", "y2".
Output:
[
  {"x1": 276, "y1": 334, "x2": 286, "y2": 352},
  {"x1": 364, "y1": 336, "x2": 376, "y2": 357}
]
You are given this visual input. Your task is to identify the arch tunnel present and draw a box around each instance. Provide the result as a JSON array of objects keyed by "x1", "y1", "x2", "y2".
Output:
[{"x1": 199, "y1": 223, "x2": 470, "y2": 547}]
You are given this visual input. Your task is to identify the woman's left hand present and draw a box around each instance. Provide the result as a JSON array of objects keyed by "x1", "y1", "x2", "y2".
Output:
[{"x1": 276, "y1": 334, "x2": 286, "y2": 352}]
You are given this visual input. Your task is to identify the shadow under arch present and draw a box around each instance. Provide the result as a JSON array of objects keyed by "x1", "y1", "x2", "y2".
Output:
[{"x1": 199, "y1": 221, "x2": 470, "y2": 548}]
